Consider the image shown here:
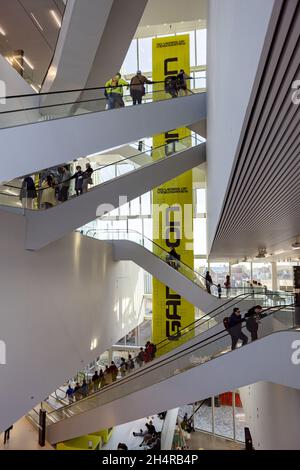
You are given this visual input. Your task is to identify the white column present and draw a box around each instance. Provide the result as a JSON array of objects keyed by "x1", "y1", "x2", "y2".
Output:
[{"x1": 271, "y1": 262, "x2": 278, "y2": 291}]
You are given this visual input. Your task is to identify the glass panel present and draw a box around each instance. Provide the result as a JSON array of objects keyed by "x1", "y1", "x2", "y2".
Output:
[
  {"x1": 231, "y1": 263, "x2": 252, "y2": 287},
  {"x1": 277, "y1": 262, "x2": 295, "y2": 292},
  {"x1": 194, "y1": 400, "x2": 212, "y2": 433},
  {"x1": 252, "y1": 263, "x2": 272, "y2": 290},
  {"x1": 128, "y1": 218, "x2": 142, "y2": 234},
  {"x1": 214, "y1": 394, "x2": 234, "y2": 439},
  {"x1": 130, "y1": 197, "x2": 141, "y2": 216},
  {"x1": 141, "y1": 192, "x2": 151, "y2": 216},
  {"x1": 143, "y1": 218, "x2": 153, "y2": 240},
  {"x1": 196, "y1": 188, "x2": 206, "y2": 214},
  {"x1": 180, "y1": 31, "x2": 196, "y2": 67},
  {"x1": 196, "y1": 29, "x2": 207, "y2": 65},
  {"x1": 138, "y1": 37, "x2": 153, "y2": 73},
  {"x1": 194, "y1": 218, "x2": 207, "y2": 256},
  {"x1": 122, "y1": 39, "x2": 138, "y2": 75},
  {"x1": 210, "y1": 263, "x2": 230, "y2": 289},
  {"x1": 234, "y1": 391, "x2": 248, "y2": 442}
]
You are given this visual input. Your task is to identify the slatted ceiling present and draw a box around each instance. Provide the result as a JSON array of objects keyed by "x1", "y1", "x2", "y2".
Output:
[{"x1": 210, "y1": 0, "x2": 300, "y2": 258}]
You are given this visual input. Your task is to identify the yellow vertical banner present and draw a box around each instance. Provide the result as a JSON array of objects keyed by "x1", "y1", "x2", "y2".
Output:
[{"x1": 152, "y1": 35, "x2": 195, "y2": 355}]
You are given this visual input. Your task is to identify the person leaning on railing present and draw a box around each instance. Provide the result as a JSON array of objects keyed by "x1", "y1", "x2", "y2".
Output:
[{"x1": 104, "y1": 73, "x2": 129, "y2": 110}]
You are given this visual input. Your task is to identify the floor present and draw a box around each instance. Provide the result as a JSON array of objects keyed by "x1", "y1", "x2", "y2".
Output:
[
  {"x1": 0, "y1": 418, "x2": 53, "y2": 451},
  {"x1": 188, "y1": 430, "x2": 243, "y2": 450},
  {"x1": 102, "y1": 415, "x2": 163, "y2": 450}
]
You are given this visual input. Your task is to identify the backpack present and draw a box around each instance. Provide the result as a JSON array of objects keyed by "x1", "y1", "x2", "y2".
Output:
[{"x1": 223, "y1": 317, "x2": 230, "y2": 330}]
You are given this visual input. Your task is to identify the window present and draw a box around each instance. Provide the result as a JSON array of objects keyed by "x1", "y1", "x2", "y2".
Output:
[
  {"x1": 210, "y1": 263, "x2": 229, "y2": 286},
  {"x1": 277, "y1": 262, "x2": 295, "y2": 291},
  {"x1": 231, "y1": 262, "x2": 251, "y2": 287},
  {"x1": 122, "y1": 39, "x2": 138, "y2": 75},
  {"x1": 196, "y1": 29, "x2": 207, "y2": 65},
  {"x1": 196, "y1": 188, "x2": 206, "y2": 214},
  {"x1": 194, "y1": 218, "x2": 207, "y2": 255},
  {"x1": 138, "y1": 37, "x2": 153, "y2": 73},
  {"x1": 252, "y1": 263, "x2": 272, "y2": 290},
  {"x1": 179, "y1": 31, "x2": 196, "y2": 67}
]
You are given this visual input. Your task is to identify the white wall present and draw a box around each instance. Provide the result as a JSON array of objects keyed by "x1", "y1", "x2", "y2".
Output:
[
  {"x1": 0, "y1": 210, "x2": 144, "y2": 432},
  {"x1": 0, "y1": 55, "x2": 39, "y2": 128},
  {"x1": 240, "y1": 381, "x2": 300, "y2": 450},
  {"x1": 206, "y1": 0, "x2": 276, "y2": 252}
]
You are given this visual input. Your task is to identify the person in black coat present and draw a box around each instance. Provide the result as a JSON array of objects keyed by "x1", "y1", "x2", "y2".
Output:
[
  {"x1": 228, "y1": 308, "x2": 248, "y2": 350},
  {"x1": 245, "y1": 305, "x2": 263, "y2": 341}
]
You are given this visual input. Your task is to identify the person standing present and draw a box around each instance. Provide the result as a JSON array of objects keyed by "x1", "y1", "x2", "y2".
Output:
[
  {"x1": 224, "y1": 275, "x2": 231, "y2": 297},
  {"x1": 71, "y1": 165, "x2": 84, "y2": 196},
  {"x1": 105, "y1": 73, "x2": 129, "y2": 109},
  {"x1": 130, "y1": 71, "x2": 153, "y2": 105},
  {"x1": 228, "y1": 307, "x2": 248, "y2": 350},
  {"x1": 57, "y1": 166, "x2": 71, "y2": 202},
  {"x1": 217, "y1": 284, "x2": 222, "y2": 299},
  {"x1": 40, "y1": 175, "x2": 56, "y2": 209},
  {"x1": 82, "y1": 163, "x2": 94, "y2": 193},
  {"x1": 19, "y1": 176, "x2": 37, "y2": 209},
  {"x1": 3, "y1": 425, "x2": 13, "y2": 444},
  {"x1": 66, "y1": 384, "x2": 74, "y2": 404},
  {"x1": 177, "y1": 69, "x2": 192, "y2": 96},
  {"x1": 245, "y1": 305, "x2": 263, "y2": 342},
  {"x1": 205, "y1": 271, "x2": 213, "y2": 294}
]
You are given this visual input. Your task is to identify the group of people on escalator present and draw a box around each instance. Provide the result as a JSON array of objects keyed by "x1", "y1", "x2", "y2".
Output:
[
  {"x1": 64, "y1": 341, "x2": 157, "y2": 405},
  {"x1": 104, "y1": 69, "x2": 191, "y2": 110},
  {"x1": 225, "y1": 305, "x2": 264, "y2": 351},
  {"x1": 19, "y1": 162, "x2": 94, "y2": 209}
]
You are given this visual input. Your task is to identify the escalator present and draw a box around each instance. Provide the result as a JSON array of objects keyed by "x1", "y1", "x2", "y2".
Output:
[
  {"x1": 30, "y1": 303, "x2": 298, "y2": 444},
  {"x1": 0, "y1": 85, "x2": 206, "y2": 183},
  {"x1": 0, "y1": 135, "x2": 206, "y2": 249},
  {"x1": 84, "y1": 229, "x2": 293, "y2": 314}
]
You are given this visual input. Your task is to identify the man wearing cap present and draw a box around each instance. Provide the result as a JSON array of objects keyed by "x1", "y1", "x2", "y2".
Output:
[{"x1": 130, "y1": 71, "x2": 153, "y2": 105}]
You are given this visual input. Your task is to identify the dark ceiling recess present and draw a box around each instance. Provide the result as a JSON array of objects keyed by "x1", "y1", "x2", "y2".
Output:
[{"x1": 211, "y1": 0, "x2": 300, "y2": 258}]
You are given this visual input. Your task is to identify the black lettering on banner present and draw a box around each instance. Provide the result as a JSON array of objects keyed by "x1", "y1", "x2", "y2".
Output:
[
  {"x1": 166, "y1": 320, "x2": 181, "y2": 340},
  {"x1": 164, "y1": 58, "x2": 178, "y2": 75}
]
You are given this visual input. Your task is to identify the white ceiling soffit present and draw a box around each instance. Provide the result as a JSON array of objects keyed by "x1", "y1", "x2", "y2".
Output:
[
  {"x1": 140, "y1": 0, "x2": 207, "y2": 26},
  {"x1": 210, "y1": 0, "x2": 300, "y2": 259},
  {"x1": 136, "y1": 0, "x2": 207, "y2": 38}
]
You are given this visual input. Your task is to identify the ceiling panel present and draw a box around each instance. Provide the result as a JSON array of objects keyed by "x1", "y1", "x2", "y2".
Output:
[{"x1": 210, "y1": 0, "x2": 300, "y2": 259}]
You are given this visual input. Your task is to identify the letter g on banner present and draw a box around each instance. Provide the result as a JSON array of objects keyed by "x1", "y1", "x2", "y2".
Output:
[{"x1": 291, "y1": 339, "x2": 300, "y2": 365}]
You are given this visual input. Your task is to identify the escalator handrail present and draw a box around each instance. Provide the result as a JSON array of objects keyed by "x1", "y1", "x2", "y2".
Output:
[
  {"x1": 47, "y1": 303, "x2": 294, "y2": 418},
  {"x1": 3, "y1": 135, "x2": 203, "y2": 195},
  {"x1": 84, "y1": 228, "x2": 293, "y2": 357},
  {"x1": 0, "y1": 80, "x2": 167, "y2": 101}
]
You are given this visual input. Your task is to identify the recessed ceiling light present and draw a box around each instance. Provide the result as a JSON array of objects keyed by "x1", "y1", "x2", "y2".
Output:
[
  {"x1": 30, "y1": 12, "x2": 44, "y2": 31},
  {"x1": 50, "y1": 10, "x2": 61, "y2": 28},
  {"x1": 0, "y1": 26, "x2": 6, "y2": 36}
]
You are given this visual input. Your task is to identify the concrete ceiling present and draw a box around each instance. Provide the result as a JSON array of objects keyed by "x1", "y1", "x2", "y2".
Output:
[
  {"x1": 210, "y1": 0, "x2": 300, "y2": 261},
  {"x1": 0, "y1": 0, "x2": 65, "y2": 86}
]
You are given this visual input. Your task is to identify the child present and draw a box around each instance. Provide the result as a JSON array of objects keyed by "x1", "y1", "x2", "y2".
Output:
[{"x1": 217, "y1": 284, "x2": 222, "y2": 298}]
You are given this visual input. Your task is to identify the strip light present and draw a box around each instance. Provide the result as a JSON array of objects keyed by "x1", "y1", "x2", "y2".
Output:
[
  {"x1": 30, "y1": 12, "x2": 44, "y2": 31},
  {"x1": 0, "y1": 26, "x2": 6, "y2": 36},
  {"x1": 30, "y1": 84, "x2": 39, "y2": 93},
  {"x1": 23, "y1": 56, "x2": 34, "y2": 70},
  {"x1": 50, "y1": 10, "x2": 61, "y2": 28}
]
